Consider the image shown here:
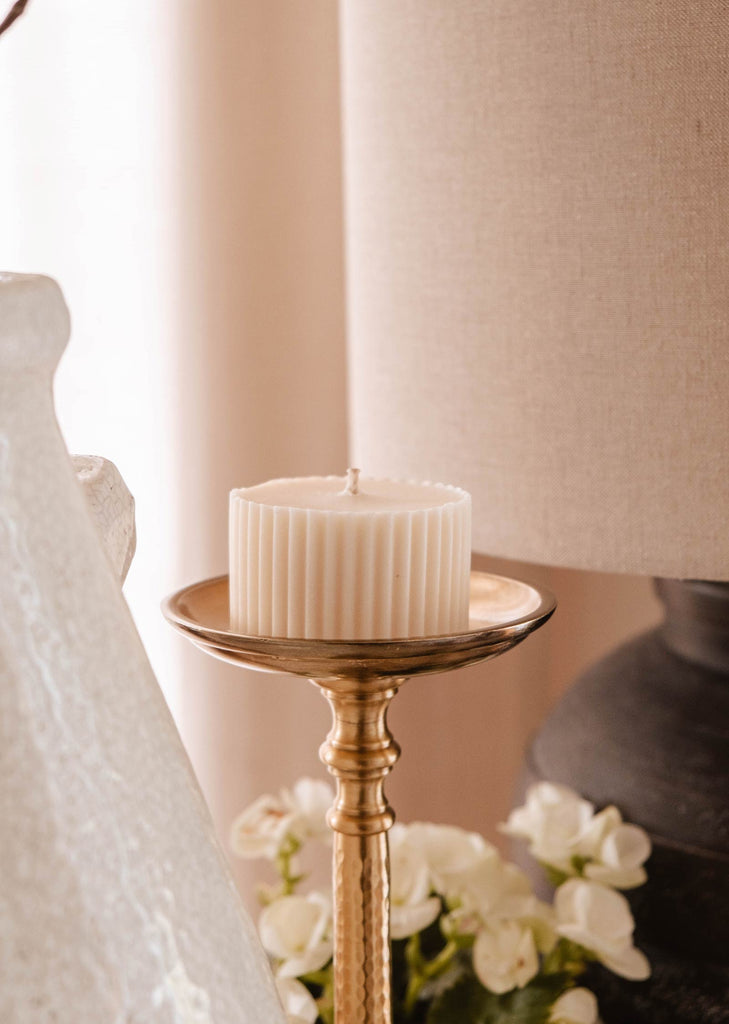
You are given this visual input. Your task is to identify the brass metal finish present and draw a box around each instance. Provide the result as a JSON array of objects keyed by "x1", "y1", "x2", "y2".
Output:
[
  {"x1": 318, "y1": 678, "x2": 403, "y2": 1024},
  {"x1": 162, "y1": 571, "x2": 555, "y2": 1024},
  {"x1": 162, "y1": 571, "x2": 554, "y2": 680}
]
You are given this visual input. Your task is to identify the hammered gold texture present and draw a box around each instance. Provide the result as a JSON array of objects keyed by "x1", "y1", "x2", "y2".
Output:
[
  {"x1": 318, "y1": 681, "x2": 402, "y2": 1024},
  {"x1": 334, "y1": 832, "x2": 391, "y2": 1024},
  {"x1": 162, "y1": 574, "x2": 556, "y2": 1024}
]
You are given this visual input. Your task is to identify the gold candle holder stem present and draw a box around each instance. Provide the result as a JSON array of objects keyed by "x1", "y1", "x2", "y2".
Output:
[
  {"x1": 162, "y1": 572, "x2": 556, "y2": 1024},
  {"x1": 315, "y1": 678, "x2": 405, "y2": 1024}
]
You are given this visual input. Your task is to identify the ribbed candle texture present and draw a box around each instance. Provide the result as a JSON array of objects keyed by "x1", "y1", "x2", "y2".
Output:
[{"x1": 229, "y1": 473, "x2": 471, "y2": 639}]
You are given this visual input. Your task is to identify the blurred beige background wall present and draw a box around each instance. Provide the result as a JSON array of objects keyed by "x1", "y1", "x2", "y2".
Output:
[
  {"x1": 171, "y1": 0, "x2": 349, "y2": 898},
  {"x1": 0, "y1": 0, "x2": 660, "y2": 906}
]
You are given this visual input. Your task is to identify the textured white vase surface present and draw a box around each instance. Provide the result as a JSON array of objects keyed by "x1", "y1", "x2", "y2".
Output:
[
  {"x1": 0, "y1": 273, "x2": 285, "y2": 1023},
  {"x1": 72, "y1": 454, "x2": 137, "y2": 584}
]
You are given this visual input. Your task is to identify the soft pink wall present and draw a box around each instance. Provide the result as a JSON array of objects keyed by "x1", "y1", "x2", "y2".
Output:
[
  {"x1": 388, "y1": 558, "x2": 660, "y2": 849},
  {"x1": 172, "y1": 0, "x2": 347, "y2": 900}
]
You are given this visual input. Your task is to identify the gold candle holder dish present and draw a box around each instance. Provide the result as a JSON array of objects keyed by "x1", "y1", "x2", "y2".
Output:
[{"x1": 163, "y1": 571, "x2": 556, "y2": 1024}]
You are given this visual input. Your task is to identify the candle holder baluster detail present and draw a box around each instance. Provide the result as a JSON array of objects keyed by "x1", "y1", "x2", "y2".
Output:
[
  {"x1": 316, "y1": 676, "x2": 404, "y2": 1024},
  {"x1": 162, "y1": 572, "x2": 555, "y2": 1024}
]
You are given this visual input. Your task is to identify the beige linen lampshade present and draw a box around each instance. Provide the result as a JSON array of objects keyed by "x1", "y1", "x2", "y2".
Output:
[
  {"x1": 341, "y1": 0, "x2": 729, "y2": 581},
  {"x1": 340, "y1": 5, "x2": 729, "y2": 1021}
]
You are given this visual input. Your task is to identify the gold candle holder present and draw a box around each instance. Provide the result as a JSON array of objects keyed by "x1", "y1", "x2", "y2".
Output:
[{"x1": 163, "y1": 571, "x2": 555, "y2": 1024}]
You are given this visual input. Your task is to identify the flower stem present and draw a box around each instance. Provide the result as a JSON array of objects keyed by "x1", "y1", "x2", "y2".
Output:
[
  {"x1": 274, "y1": 834, "x2": 302, "y2": 895},
  {"x1": 422, "y1": 939, "x2": 459, "y2": 980},
  {"x1": 403, "y1": 934, "x2": 424, "y2": 1016},
  {"x1": 403, "y1": 935, "x2": 460, "y2": 1017}
]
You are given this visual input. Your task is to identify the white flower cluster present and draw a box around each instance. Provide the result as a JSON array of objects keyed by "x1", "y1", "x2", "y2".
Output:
[
  {"x1": 230, "y1": 777, "x2": 333, "y2": 860},
  {"x1": 230, "y1": 778, "x2": 652, "y2": 1024},
  {"x1": 390, "y1": 821, "x2": 552, "y2": 993},
  {"x1": 502, "y1": 782, "x2": 651, "y2": 982},
  {"x1": 501, "y1": 781, "x2": 651, "y2": 889},
  {"x1": 230, "y1": 778, "x2": 336, "y2": 1024}
]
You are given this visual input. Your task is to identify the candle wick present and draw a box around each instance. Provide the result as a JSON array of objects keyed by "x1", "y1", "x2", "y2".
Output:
[{"x1": 342, "y1": 467, "x2": 360, "y2": 496}]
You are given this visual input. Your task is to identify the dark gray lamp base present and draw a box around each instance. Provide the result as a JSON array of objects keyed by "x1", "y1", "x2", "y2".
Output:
[{"x1": 524, "y1": 579, "x2": 729, "y2": 1024}]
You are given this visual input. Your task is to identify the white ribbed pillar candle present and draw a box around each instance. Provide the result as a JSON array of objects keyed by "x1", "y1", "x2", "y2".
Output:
[{"x1": 229, "y1": 471, "x2": 471, "y2": 639}]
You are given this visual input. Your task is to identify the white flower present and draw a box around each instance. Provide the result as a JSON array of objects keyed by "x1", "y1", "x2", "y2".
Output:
[
  {"x1": 389, "y1": 824, "x2": 441, "y2": 940},
  {"x1": 405, "y1": 822, "x2": 493, "y2": 896},
  {"x1": 555, "y1": 879, "x2": 650, "y2": 981},
  {"x1": 549, "y1": 987, "x2": 599, "y2": 1024},
  {"x1": 472, "y1": 919, "x2": 539, "y2": 994},
  {"x1": 579, "y1": 809, "x2": 651, "y2": 889},
  {"x1": 230, "y1": 793, "x2": 296, "y2": 860},
  {"x1": 284, "y1": 777, "x2": 334, "y2": 844},
  {"x1": 501, "y1": 783, "x2": 595, "y2": 873},
  {"x1": 445, "y1": 850, "x2": 556, "y2": 953},
  {"x1": 444, "y1": 843, "x2": 506, "y2": 914},
  {"x1": 275, "y1": 977, "x2": 319, "y2": 1024},
  {"x1": 259, "y1": 892, "x2": 333, "y2": 978},
  {"x1": 503, "y1": 785, "x2": 651, "y2": 890},
  {"x1": 230, "y1": 778, "x2": 334, "y2": 861},
  {"x1": 494, "y1": 866, "x2": 556, "y2": 955},
  {"x1": 574, "y1": 806, "x2": 621, "y2": 859}
]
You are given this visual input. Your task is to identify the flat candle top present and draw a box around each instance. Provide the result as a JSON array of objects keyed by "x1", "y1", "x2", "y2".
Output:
[{"x1": 231, "y1": 475, "x2": 468, "y2": 513}]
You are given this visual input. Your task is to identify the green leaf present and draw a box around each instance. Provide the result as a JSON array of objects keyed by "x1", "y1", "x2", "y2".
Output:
[
  {"x1": 298, "y1": 966, "x2": 333, "y2": 988},
  {"x1": 425, "y1": 975, "x2": 500, "y2": 1024},
  {"x1": 424, "y1": 971, "x2": 575, "y2": 1024},
  {"x1": 496, "y1": 973, "x2": 571, "y2": 1024}
]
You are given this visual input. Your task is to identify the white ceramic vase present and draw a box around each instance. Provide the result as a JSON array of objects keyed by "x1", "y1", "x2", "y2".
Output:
[{"x1": 0, "y1": 273, "x2": 285, "y2": 1023}]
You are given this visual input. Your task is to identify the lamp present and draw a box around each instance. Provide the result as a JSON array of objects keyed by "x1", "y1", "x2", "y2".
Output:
[{"x1": 339, "y1": 3, "x2": 729, "y2": 1021}]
